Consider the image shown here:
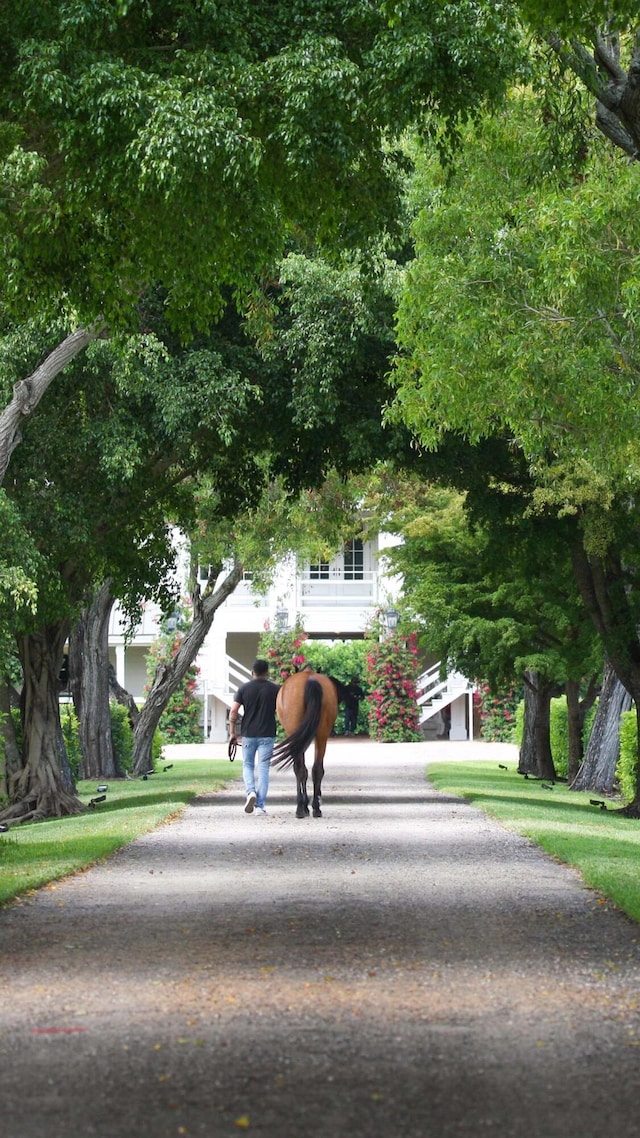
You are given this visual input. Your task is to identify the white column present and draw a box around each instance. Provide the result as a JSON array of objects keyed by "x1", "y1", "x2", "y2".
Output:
[
  {"x1": 202, "y1": 679, "x2": 208, "y2": 741},
  {"x1": 449, "y1": 694, "x2": 469, "y2": 741},
  {"x1": 209, "y1": 698, "x2": 228, "y2": 743},
  {"x1": 115, "y1": 644, "x2": 126, "y2": 686}
]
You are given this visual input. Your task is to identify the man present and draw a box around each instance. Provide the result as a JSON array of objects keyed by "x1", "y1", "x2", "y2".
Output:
[
  {"x1": 229, "y1": 659, "x2": 280, "y2": 816},
  {"x1": 343, "y1": 675, "x2": 364, "y2": 735}
]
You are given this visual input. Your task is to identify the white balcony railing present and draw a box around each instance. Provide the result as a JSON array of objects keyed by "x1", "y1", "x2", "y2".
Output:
[{"x1": 299, "y1": 570, "x2": 377, "y2": 606}]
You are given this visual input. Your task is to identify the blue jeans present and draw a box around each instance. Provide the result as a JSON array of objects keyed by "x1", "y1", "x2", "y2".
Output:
[{"x1": 242, "y1": 737, "x2": 274, "y2": 809}]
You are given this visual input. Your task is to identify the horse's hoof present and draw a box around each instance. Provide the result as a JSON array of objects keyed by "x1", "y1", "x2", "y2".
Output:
[
  {"x1": 296, "y1": 807, "x2": 307, "y2": 819},
  {"x1": 313, "y1": 808, "x2": 322, "y2": 818}
]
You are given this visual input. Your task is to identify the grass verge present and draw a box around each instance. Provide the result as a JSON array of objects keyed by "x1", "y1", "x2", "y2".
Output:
[
  {"x1": 428, "y1": 759, "x2": 640, "y2": 924},
  {"x1": 0, "y1": 759, "x2": 236, "y2": 906}
]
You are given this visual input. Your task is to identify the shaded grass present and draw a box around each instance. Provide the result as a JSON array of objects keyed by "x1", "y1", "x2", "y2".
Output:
[
  {"x1": 428, "y1": 760, "x2": 640, "y2": 923},
  {"x1": 0, "y1": 760, "x2": 236, "y2": 905}
]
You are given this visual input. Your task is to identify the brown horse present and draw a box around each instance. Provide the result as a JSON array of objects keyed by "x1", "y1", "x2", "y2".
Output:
[{"x1": 272, "y1": 671, "x2": 339, "y2": 818}]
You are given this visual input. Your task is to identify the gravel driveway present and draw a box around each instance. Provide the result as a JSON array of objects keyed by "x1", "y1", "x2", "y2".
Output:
[{"x1": 1, "y1": 738, "x2": 640, "y2": 1138}]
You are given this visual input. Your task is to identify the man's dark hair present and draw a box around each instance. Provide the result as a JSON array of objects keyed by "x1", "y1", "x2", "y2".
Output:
[{"x1": 252, "y1": 658, "x2": 269, "y2": 677}]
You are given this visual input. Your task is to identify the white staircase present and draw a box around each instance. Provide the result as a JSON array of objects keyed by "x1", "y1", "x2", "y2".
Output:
[
  {"x1": 210, "y1": 655, "x2": 253, "y2": 707},
  {"x1": 416, "y1": 662, "x2": 475, "y2": 739},
  {"x1": 201, "y1": 655, "x2": 254, "y2": 742}
]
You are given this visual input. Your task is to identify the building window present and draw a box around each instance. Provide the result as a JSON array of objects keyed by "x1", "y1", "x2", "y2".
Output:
[
  {"x1": 344, "y1": 538, "x2": 364, "y2": 580},
  {"x1": 309, "y1": 559, "x2": 330, "y2": 579}
]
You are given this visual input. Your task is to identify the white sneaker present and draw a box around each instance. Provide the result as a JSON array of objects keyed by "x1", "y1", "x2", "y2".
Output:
[
  {"x1": 254, "y1": 806, "x2": 267, "y2": 816},
  {"x1": 244, "y1": 791, "x2": 257, "y2": 814}
]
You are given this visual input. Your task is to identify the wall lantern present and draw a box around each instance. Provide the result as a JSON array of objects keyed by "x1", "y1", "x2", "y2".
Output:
[
  {"x1": 275, "y1": 609, "x2": 290, "y2": 631},
  {"x1": 165, "y1": 610, "x2": 180, "y2": 632},
  {"x1": 384, "y1": 608, "x2": 400, "y2": 633}
]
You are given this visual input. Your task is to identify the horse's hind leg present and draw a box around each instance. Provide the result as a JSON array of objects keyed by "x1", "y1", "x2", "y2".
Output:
[
  {"x1": 311, "y1": 751, "x2": 325, "y2": 818},
  {"x1": 293, "y1": 755, "x2": 309, "y2": 818}
]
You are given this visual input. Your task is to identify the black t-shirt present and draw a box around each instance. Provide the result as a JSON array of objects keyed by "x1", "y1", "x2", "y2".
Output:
[{"x1": 234, "y1": 677, "x2": 280, "y2": 737}]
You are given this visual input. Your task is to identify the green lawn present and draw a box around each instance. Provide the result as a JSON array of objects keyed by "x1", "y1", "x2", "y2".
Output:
[
  {"x1": 0, "y1": 760, "x2": 237, "y2": 905},
  {"x1": 428, "y1": 760, "x2": 640, "y2": 923}
]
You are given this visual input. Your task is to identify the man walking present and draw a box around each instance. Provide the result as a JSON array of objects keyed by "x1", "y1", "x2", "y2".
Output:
[{"x1": 229, "y1": 659, "x2": 280, "y2": 816}]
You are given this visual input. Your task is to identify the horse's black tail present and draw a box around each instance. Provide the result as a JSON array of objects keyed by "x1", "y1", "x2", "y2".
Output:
[{"x1": 272, "y1": 678, "x2": 324, "y2": 770}]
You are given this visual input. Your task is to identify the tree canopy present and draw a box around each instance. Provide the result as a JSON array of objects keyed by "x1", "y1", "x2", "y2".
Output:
[
  {"x1": 391, "y1": 93, "x2": 640, "y2": 488},
  {"x1": 384, "y1": 478, "x2": 599, "y2": 692},
  {"x1": 0, "y1": 0, "x2": 521, "y2": 335}
]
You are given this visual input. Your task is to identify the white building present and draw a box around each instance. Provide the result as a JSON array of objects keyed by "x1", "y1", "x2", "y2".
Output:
[{"x1": 108, "y1": 535, "x2": 475, "y2": 743}]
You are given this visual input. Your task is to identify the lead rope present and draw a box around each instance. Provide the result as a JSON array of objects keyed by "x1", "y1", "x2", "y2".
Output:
[{"x1": 228, "y1": 739, "x2": 237, "y2": 762}]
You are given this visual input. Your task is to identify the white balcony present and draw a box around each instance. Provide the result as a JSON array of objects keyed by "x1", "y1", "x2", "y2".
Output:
[{"x1": 299, "y1": 569, "x2": 377, "y2": 607}]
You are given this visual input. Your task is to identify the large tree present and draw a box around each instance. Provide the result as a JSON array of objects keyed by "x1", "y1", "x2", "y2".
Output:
[
  {"x1": 383, "y1": 477, "x2": 599, "y2": 779},
  {"x1": 0, "y1": 314, "x2": 272, "y2": 819},
  {"x1": 390, "y1": 87, "x2": 640, "y2": 811}
]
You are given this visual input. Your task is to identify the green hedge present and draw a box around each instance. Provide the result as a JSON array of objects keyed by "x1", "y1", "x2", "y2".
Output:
[
  {"x1": 617, "y1": 711, "x2": 637, "y2": 804},
  {"x1": 304, "y1": 640, "x2": 370, "y2": 736},
  {"x1": 108, "y1": 702, "x2": 163, "y2": 773},
  {"x1": 110, "y1": 702, "x2": 134, "y2": 773},
  {"x1": 60, "y1": 704, "x2": 83, "y2": 779}
]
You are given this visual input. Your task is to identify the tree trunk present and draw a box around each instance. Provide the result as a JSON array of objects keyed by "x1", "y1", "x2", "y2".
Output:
[
  {"x1": 547, "y1": 33, "x2": 640, "y2": 160},
  {"x1": 565, "y1": 678, "x2": 583, "y2": 784},
  {"x1": 533, "y1": 677, "x2": 558, "y2": 781},
  {"x1": 69, "y1": 580, "x2": 122, "y2": 779},
  {"x1": 518, "y1": 670, "x2": 558, "y2": 781},
  {"x1": 1, "y1": 622, "x2": 84, "y2": 822},
  {"x1": 0, "y1": 326, "x2": 103, "y2": 486},
  {"x1": 108, "y1": 663, "x2": 140, "y2": 729},
  {"x1": 518, "y1": 674, "x2": 537, "y2": 775},
  {"x1": 571, "y1": 658, "x2": 632, "y2": 793},
  {"x1": 570, "y1": 541, "x2": 640, "y2": 816},
  {"x1": 0, "y1": 679, "x2": 21, "y2": 799},
  {"x1": 132, "y1": 560, "x2": 244, "y2": 774}
]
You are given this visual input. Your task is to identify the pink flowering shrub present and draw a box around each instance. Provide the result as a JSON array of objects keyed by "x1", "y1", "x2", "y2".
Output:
[
  {"x1": 365, "y1": 631, "x2": 420, "y2": 743},
  {"x1": 258, "y1": 619, "x2": 308, "y2": 682},
  {"x1": 476, "y1": 683, "x2": 519, "y2": 742},
  {"x1": 146, "y1": 625, "x2": 202, "y2": 743}
]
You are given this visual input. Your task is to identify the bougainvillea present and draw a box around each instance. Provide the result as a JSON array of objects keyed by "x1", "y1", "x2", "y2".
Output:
[
  {"x1": 257, "y1": 618, "x2": 308, "y2": 683},
  {"x1": 365, "y1": 631, "x2": 421, "y2": 743}
]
